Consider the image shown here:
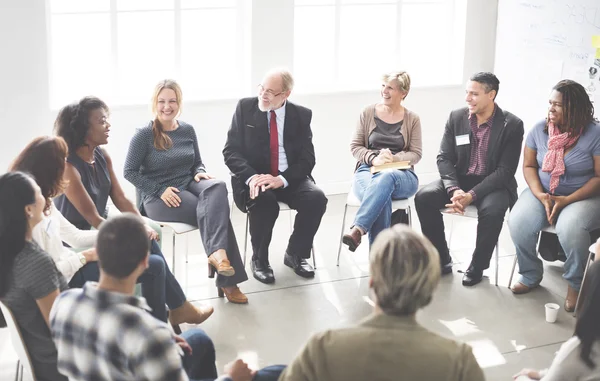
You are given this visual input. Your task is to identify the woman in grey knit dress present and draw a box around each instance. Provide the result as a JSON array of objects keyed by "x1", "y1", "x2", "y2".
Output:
[{"x1": 124, "y1": 79, "x2": 248, "y2": 304}]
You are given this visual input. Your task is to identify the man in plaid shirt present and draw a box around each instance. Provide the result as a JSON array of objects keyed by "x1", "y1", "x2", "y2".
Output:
[
  {"x1": 49, "y1": 213, "x2": 284, "y2": 381},
  {"x1": 415, "y1": 72, "x2": 524, "y2": 287}
]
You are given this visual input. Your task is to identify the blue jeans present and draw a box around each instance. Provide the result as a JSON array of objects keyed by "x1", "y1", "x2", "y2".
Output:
[
  {"x1": 183, "y1": 329, "x2": 285, "y2": 381},
  {"x1": 508, "y1": 188, "x2": 600, "y2": 290},
  {"x1": 68, "y1": 240, "x2": 186, "y2": 322},
  {"x1": 352, "y1": 164, "x2": 418, "y2": 245}
]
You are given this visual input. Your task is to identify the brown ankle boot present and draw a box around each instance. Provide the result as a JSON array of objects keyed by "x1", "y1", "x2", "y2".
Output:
[
  {"x1": 342, "y1": 227, "x2": 363, "y2": 252},
  {"x1": 208, "y1": 255, "x2": 235, "y2": 278},
  {"x1": 219, "y1": 287, "x2": 248, "y2": 304},
  {"x1": 564, "y1": 285, "x2": 579, "y2": 313},
  {"x1": 169, "y1": 301, "x2": 214, "y2": 326}
]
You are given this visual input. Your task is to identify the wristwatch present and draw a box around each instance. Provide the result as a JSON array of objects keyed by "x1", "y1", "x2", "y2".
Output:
[{"x1": 79, "y1": 253, "x2": 87, "y2": 266}]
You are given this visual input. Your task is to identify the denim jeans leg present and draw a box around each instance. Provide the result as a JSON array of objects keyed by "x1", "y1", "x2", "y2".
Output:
[
  {"x1": 253, "y1": 365, "x2": 287, "y2": 381},
  {"x1": 508, "y1": 188, "x2": 550, "y2": 287},
  {"x1": 367, "y1": 170, "x2": 418, "y2": 245},
  {"x1": 180, "y1": 328, "x2": 218, "y2": 380},
  {"x1": 150, "y1": 240, "x2": 186, "y2": 310},
  {"x1": 353, "y1": 165, "x2": 417, "y2": 236},
  {"x1": 137, "y1": 254, "x2": 167, "y2": 322},
  {"x1": 554, "y1": 195, "x2": 600, "y2": 291}
]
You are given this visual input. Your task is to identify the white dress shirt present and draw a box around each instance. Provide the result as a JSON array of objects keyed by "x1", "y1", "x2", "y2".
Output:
[
  {"x1": 247, "y1": 101, "x2": 290, "y2": 188},
  {"x1": 32, "y1": 202, "x2": 97, "y2": 282}
]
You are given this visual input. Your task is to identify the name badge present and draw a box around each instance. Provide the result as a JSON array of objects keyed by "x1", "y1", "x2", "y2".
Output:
[{"x1": 456, "y1": 134, "x2": 470, "y2": 146}]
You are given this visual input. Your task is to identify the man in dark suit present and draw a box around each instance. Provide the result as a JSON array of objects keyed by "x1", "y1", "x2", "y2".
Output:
[
  {"x1": 223, "y1": 69, "x2": 327, "y2": 284},
  {"x1": 415, "y1": 72, "x2": 524, "y2": 286}
]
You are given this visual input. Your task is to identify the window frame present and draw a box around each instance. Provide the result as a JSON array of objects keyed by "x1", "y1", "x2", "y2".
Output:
[{"x1": 46, "y1": 0, "x2": 250, "y2": 108}]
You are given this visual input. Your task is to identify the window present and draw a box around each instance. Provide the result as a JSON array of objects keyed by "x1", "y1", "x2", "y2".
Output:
[
  {"x1": 293, "y1": 0, "x2": 467, "y2": 92},
  {"x1": 47, "y1": 0, "x2": 250, "y2": 108}
]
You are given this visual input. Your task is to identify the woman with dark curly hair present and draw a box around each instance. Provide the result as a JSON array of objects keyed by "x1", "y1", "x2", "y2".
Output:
[
  {"x1": 53, "y1": 97, "x2": 213, "y2": 327},
  {"x1": 509, "y1": 80, "x2": 600, "y2": 312}
]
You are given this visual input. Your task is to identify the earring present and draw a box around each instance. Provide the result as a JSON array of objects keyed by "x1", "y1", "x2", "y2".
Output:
[{"x1": 27, "y1": 214, "x2": 33, "y2": 219}]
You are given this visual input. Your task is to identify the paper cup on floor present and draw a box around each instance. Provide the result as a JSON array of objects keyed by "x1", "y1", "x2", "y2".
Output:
[{"x1": 545, "y1": 303, "x2": 559, "y2": 323}]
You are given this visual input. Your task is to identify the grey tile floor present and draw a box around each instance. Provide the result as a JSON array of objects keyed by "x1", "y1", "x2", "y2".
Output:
[{"x1": 0, "y1": 194, "x2": 576, "y2": 381}]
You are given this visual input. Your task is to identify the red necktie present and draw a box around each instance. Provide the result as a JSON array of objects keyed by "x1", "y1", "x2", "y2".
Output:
[{"x1": 269, "y1": 110, "x2": 279, "y2": 176}]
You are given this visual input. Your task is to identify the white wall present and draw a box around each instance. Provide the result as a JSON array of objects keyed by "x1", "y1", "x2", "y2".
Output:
[{"x1": 0, "y1": 0, "x2": 498, "y2": 198}]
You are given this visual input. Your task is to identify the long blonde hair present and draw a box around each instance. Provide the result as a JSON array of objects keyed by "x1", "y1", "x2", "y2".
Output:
[{"x1": 151, "y1": 79, "x2": 183, "y2": 150}]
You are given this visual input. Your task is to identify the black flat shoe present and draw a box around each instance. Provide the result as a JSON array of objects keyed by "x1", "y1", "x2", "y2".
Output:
[
  {"x1": 462, "y1": 267, "x2": 483, "y2": 286},
  {"x1": 284, "y1": 252, "x2": 315, "y2": 278},
  {"x1": 251, "y1": 259, "x2": 275, "y2": 284},
  {"x1": 441, "y1": 261, "x2": 453, "y2": 275}
]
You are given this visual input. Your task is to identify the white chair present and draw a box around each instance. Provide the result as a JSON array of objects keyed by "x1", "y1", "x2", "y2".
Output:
[
  {"x1": 151, "y1": 221, "x2": 198, "y2": 276},
  {"x1": 0, "y1": 301, "x2": 36, "y2": 381},
  {"x1": 443, "y1": 205, "x2": 501, "y2": 286},
  {"x1": 576, "y1": 242, "x2": 596, "y2": 315},
  {"x1": 336, "y1": 188, "x2": 413, "y2": 266},
  {"x1": 243, "y1": 201, "x2": 316, "y2": 269}
]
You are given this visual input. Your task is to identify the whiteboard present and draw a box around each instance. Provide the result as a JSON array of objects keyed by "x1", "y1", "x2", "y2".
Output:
[{"x1": 494, "y1": 0, "x2": 600, "y2": 131}]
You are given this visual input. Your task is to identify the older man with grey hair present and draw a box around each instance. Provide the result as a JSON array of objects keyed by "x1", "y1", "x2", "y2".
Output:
[
  {"x1": 223, "y1": 69, "x2": 327, "y2": 284},
  {"x1": 279, "y1": 225, "x2": 485, "y2": 381}
]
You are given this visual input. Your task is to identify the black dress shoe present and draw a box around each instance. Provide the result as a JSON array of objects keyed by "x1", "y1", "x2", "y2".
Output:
[
  {"x1": 284, "y1": 253, "x2": 315, "y2": 278},
  {"x1": 251, "y1": 259, "x2": 275, "y2": 284},
  {"x1": 441, "y1": 261, "x2": 453, "y2": 275},
  {"x1": 462, "y1": 267, "x2": 483, "y2": 286}
]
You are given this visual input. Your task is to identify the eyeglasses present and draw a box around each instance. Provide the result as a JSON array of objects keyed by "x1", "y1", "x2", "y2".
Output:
[{"x1": 257, "y1": 84, "x2": 284, "y2": 99}]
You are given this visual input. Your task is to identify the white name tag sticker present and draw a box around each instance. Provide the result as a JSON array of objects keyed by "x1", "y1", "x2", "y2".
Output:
[{"x1": 456, "y1": 134, "x2": 470, "y2": 146}]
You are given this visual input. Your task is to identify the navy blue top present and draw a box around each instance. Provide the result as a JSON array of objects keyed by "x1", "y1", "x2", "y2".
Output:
[
  {"x1": 123, "y1": 121, "x2": 205, "y2": 208},
  {"x1": 54, "y1": 148, "x2": 111, "y2": 230}
]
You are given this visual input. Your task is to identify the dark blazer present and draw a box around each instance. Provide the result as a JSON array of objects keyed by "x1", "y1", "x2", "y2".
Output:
[
  {"x1": 437, "y1": 105, "x2": 524, "y2": 202},
  {"x1": 223, "y1": 97, "x2": 316, "y2": 212}
]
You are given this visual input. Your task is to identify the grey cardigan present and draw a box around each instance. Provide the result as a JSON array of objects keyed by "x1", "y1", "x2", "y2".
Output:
[{"x1": 350, "y1": 104, "x2": 423, "y2": 168}]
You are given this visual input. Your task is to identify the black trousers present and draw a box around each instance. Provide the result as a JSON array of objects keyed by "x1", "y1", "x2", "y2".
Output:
[
  {"x1": 247, "y1": 178, "x2": 327, "y2": 261},
  {"x1": 414, "y1": 176, "x2": 511, "y2": 270}
]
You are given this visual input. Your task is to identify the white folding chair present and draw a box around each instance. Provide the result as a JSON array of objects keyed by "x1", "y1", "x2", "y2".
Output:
[
  {"x1": 336, "y1": 188, "x2": 413, "y2": 266},
  {"x1": 243, "y1": 201, "x2": 316, "y2": 269},
  {"x1": 152, "y1": 221, "x2": 198, "y2": 276},
  {"x1": 443, "y1": 205, "x2": 501, "y2": 286},
  {"x1": 0, "y1": 301, "x2": 36, "y2": 381}
]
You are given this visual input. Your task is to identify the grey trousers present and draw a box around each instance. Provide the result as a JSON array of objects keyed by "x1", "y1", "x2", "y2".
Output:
[{"x1": 144, "y1": 179, "x2": 248, "y2": 288}]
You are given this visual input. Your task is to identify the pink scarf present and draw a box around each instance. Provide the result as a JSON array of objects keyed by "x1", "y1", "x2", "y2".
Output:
[{"x1": 541, "y1": 122, "x2": 580, "y2": 194}]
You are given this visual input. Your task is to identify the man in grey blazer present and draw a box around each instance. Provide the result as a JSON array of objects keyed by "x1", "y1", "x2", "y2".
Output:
[{"x1": 415, "y1": 72, "x2": 524, "y2": 286}]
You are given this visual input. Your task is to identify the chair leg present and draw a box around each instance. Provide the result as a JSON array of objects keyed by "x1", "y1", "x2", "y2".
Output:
[
  {"x1": 407, "y1": 206, "x2": 412, "y2": 227},
  {"x1": 171, "y1": 232, "x2": 176, "y2": 277},
  {"x1": 312, "y1": 246, "x2": 316, "y2": 269},
  {"x1": 494, "y1": 243, "x2": 499, "y2": 286},
  {"x1": 185, "y1": 234, "x2": 189, "y2": 264},
  {"x1": 243, "y1": 214, "x2": 249, "y2": 267},
  {"x1": 508, "y1": 255, "x2": 518, "y2": 288},
  {"x1": 337, "y1": 204, "x2": 349, "y2": 266},
  {"x1": 574, "y1": 252, "x2": 594, "y2": 316},
  {"x1": 14, "y1": 360, "x2": 21, "y2": 381}
]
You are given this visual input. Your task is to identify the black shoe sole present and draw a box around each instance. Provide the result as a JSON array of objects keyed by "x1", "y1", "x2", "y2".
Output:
[
  {"x1": 462, "y1": 277, "x2": 483, "y2": 286},
  {"x1": 342, "y1": 236, "x2": 358, "y2": 252}
]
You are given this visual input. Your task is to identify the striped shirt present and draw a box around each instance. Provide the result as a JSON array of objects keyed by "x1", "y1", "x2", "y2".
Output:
[{"x1": 467, "y1": 106, "x2": 497, "y2": 176}]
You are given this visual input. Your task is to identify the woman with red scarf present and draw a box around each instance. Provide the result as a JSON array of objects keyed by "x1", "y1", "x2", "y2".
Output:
[{"x1": 508, "y1": 80, "x2": 600, "y2": 312}]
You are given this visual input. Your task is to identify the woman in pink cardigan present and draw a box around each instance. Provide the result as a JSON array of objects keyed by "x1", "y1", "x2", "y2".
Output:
[{"x1": 343, "y1": 71, "x2": 422, "y2": 250}]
